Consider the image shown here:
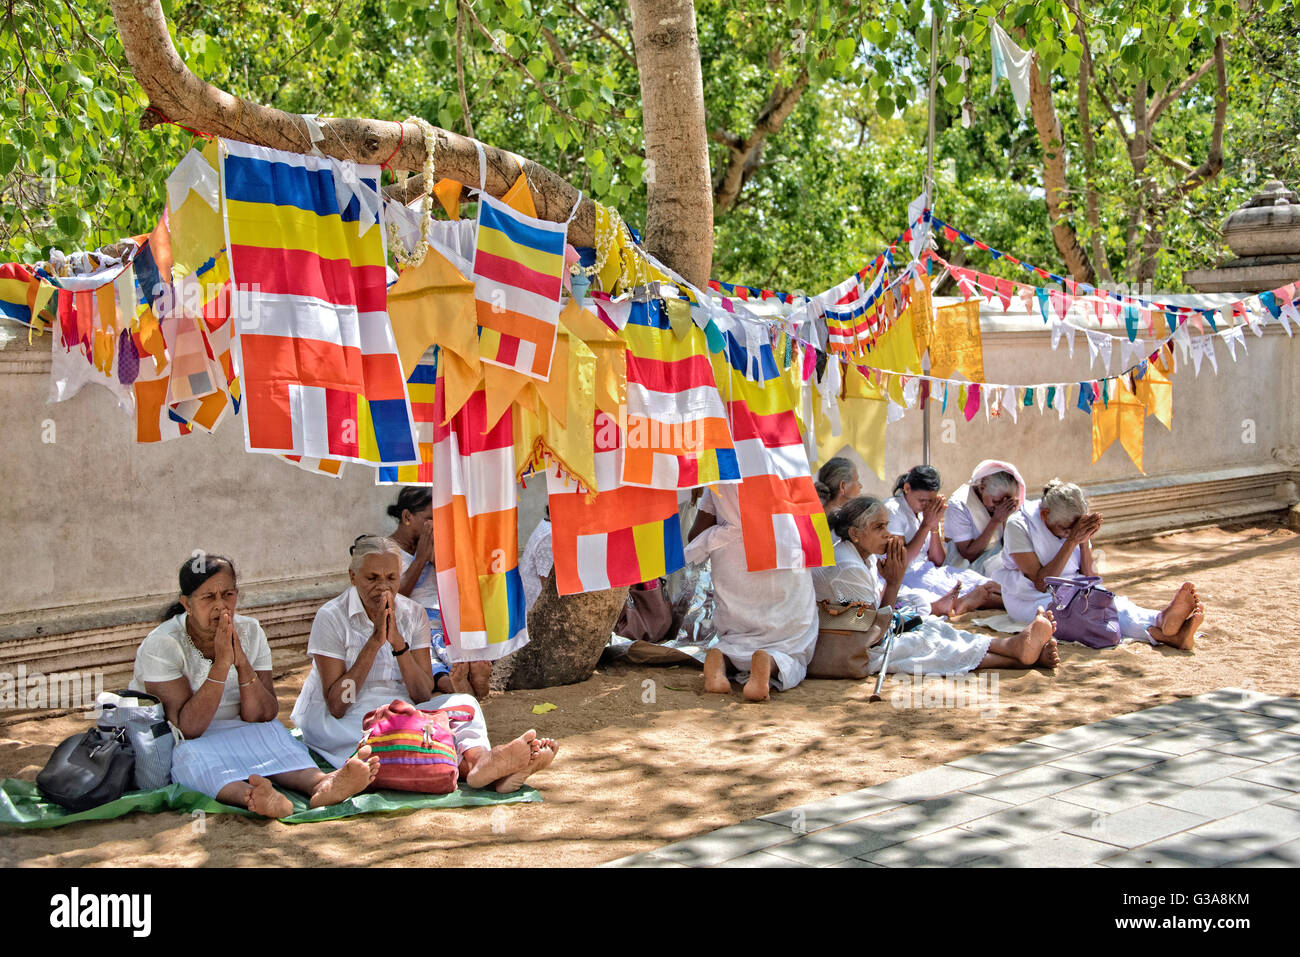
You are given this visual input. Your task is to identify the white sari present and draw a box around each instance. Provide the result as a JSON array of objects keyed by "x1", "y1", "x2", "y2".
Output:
[
  {"x1": 991, "y1": 500, "x2": 1159, "y2": 642},
  {"x1": 885, "y1": 494, "x2": 992, "y2": 602},
  {"x1": 810, "y1": 541, "x2": 991, "y2": 675}
]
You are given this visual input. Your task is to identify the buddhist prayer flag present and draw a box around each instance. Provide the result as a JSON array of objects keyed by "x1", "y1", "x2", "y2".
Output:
[
  {"x1": 221, "y1": 140, "x2": 417, "y2": 466},
  {"x1": 0, "y1": 263, "x2": 54, "y2": 330},
  {"x1": 712, "y1": 326, "x2": 833, "y2": 572},
  {"x1": 621, "y1": 298, "x2": 740, "y2": 489},
  {"x1": 430, "y1": 363, "x2": 528, "y2": 662},
  {"x1": 377, "y1": 360, "x2": 437, "y2": 485},
  {"x1": 473, "y1": 192, "x2": 568, "y2": 381},
  {"x1": 546, "y1": 410, "x2": 685, "y2": 595}
]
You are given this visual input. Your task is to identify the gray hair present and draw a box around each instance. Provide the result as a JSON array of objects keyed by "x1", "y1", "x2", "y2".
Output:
[
  {"x1": 978, "y1": 470, "x2": 1020, "y2": 500},
  {"x1": 1041, "y1": 479, "x2": 1088, "y2": 523},
  {"x1": 349, "y1": 535, "x2": 404, "y2": 575}
]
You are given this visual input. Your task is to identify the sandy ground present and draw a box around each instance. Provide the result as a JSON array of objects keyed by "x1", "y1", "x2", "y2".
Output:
[{"x1": 2, "y1": 520, "x2": 1297, "y2": 868}]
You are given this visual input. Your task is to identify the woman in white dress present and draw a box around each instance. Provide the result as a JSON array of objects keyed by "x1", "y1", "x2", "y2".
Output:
[
  {"x1": 989, "y1": 480, "x2": 1204, "y2": 649},
  {"x1": 385, "y1": 487, "x2": 476, "y2": 696},
  {"x1": 885, "y1": 466, "x2": 1002, "y2": 614},
  {"x1": 813, "y1": 498, "x2": 1060, "y2": 673},
  {"x1": 292, "y1": 536, "x2": 557, "y2": 792},
  {"x1": 815, "y1": 457, "x2": 862, "y2": 517},
  {"x1": 518, "y1": 507, "x2": 554, "y2": 614},
  {"x1": 688, "y1": 485, "x2": 818, "y2": 702},
  {"x1": 943, "y1": 461, "x2": 1026, "y2": 575},
  {"x1": 134, "y1": 556, "x2": 381, "y2": 818}
]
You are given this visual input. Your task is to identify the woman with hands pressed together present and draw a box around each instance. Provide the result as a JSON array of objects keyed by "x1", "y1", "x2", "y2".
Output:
[
  {"x1": 292, "y1": 536, "x2": 557, "y2": 793},
  {"x1": 989, "y1": 479, "x2": 1204, "y2": 649},
  {"x1": 812, "y1": 497, "x2": 1060, "y2": 674},
  {"x1": 132, "y1": 555, "x2": 380, "y2": 819},
  {"x1": 884, "y1": 465, "x2": 1003, "y2": 616},
  {"x1": 944, "y1": 461, "x2": 1027, "y2": 575}
]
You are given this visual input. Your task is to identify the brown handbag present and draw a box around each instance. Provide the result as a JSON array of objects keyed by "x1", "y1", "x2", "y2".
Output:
[{"x1": 808, "y1": 601, "x2": 894, "y2": 679}]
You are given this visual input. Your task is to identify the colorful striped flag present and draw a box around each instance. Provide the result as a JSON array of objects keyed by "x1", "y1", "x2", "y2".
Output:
[
  {"x1": 711, "y1": 327, "x2": 833, "y2": 572},
  {"x1": 430, "y1": 361, "x2": 528, "y2": 662},
  {"x1": 0, "y1": 263, "x2": 54, "y2": 330},
  {"x1": 221, "y1": 140, "x2": 418, "y2": 466},
  {"x1": 377, "y1": 359, "x2": 436, "y2": 485},
  {"x1": 546, "y1": 410, "x2": 685, "y2": 595},
  {"x1": 621, "y1": 298, "x2": 740, "y2": 489},
  {"x1": 472, "y1": 192, "x2": 568, "y2": 381}
]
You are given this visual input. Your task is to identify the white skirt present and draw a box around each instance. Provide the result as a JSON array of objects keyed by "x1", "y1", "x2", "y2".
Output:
[
  {"x1": 878, "y1": 619, "x2": 993, "y2": 675},
  {"x1": 172, "y1": 719, "x2": 317, "y2": 798},
  {"x1": 902, "y1": 561, "x2": 991, "y2": 602}
]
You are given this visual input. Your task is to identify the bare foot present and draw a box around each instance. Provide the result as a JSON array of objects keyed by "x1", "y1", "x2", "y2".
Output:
[
  {"x1": 1037, "y1": 637, "x2": 1061, "y2": 669},
  {"x1": 466, "y1": 730, "x2": 536, "y2": 789},
  {"x1": 742, "y1": 650, "x2": 773, "y2": 702},
  {"x1": 469, "y1": 660, "x2": 492, "y2": 699},
  {"x1": 309, "y1": 745, "x2": 381, "y2": 808},
  {"x1": 953, "y1": 582, "x2": 994, "y2": 616},
  {"x1": 247, "y1": 774, "x2": 293, "y2": 819},
  {"x1": 703, "y1": 648, "x2": 731, "y2": 694},
  {"x1": 1158, "y1": 582, "x2": 1197, "y2": 638},
  {"x1": 1156, "y1": 601, "x2": 1203, "y2": 651},
  {"x1": 1007, "y1": 609, "x2": 1055, "y2": 666},
  {"x1": 930, "y1": 584, "x2": 962, "y2": 617},
  {"x1": 494, "y1": 737, "x2": 559, "y2": 793},
  {"x1": 450, "y1": 662, "x2": 473, "y2": 696}
]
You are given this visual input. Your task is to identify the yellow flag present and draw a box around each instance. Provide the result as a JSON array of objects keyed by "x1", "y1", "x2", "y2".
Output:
[
  {"x1": 929, "y1": 300, "x2": 985, "y2": 382},
  {"x1": 816, "y1": 364, "x2": 887, "y2": 480},
  {"x1": 1092, "y1": 386, "x2": 1147, "y2": 473},
  {"x1": 1135, "y1": 363, "x2": 1173, "y2": 431}
]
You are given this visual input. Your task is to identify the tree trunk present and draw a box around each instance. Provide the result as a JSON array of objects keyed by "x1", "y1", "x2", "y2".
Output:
[
  {"x1": 628, "y1": 0, "x2": 715, "y2": 285},
  {"x1": 506, "y1": 570, "x2": 628, "y2": 689},
  {"x1": 1028, "y1": 53, "x2": 1095, "y2": 283}
]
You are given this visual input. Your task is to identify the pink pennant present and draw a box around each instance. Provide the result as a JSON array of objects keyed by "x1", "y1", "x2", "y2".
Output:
[
  {"x1": 1050, "y1": 289, "x2": 1068, "y2": 319},
  {"x1": 963, "y1": 383, "x2": 981, "y2": 422},
  {"x1": 994, "y1": 277, "x2": 1015, "y2": 312}
]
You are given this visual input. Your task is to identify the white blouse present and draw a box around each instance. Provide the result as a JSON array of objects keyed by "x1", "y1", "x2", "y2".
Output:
[{"x1": 132, "y1": 613, "x2": 273, "y2": 722}]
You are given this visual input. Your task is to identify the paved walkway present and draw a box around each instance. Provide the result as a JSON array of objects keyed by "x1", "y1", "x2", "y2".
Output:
[{"x1": 604, "y1": 688, "x2": 1300, "y2": 867}]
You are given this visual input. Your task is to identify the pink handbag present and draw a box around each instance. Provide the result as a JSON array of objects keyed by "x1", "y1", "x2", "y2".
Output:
[{"x1": 359, "y1": 699, "x2": 476, "y2": 794}]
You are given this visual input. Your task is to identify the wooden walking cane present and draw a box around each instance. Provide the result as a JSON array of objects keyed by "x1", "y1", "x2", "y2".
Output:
[{"x1": 868, "y1": 612, "x2": 902, "y2": 703}]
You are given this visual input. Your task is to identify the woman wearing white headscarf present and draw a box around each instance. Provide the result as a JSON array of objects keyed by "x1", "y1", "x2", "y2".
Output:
[{"x1": 944, "y1": 460, "x2": 1026, "y2": 575}]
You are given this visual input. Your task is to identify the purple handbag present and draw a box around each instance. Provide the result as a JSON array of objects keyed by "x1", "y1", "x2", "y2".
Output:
[{"x1": 1044, "y1": 576, "x2": 1122, "y2": 648}]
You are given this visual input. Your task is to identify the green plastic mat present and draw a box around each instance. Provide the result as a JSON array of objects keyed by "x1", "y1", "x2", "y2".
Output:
[{"x1": 0, "y1": 777, "x2": 539, "y2": 829}]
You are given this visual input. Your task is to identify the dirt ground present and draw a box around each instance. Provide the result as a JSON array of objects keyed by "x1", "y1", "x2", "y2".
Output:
[{"x1": 2, "y1": 520, "x2": 1297, "y2": 868}]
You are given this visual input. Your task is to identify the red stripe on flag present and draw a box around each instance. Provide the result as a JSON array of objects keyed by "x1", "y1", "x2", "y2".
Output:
[
  {"x1": 325, "y1": 388, "x2": 360, "y2": 458},
  {"x1": 240, "y1": 333, "x2": 360, "y2": 391},
  {"x1": 474, "y1": 251, "x2": 563, "y2": 300},
  {"x1": 677, "y1": 455, "x2": 698, "y2": 488},
  {"x1": 726, "y1": 401, "x2": 803, "y2": 446},
  {"x1": 432, "y1": 388, "x2": 513, "y2": 453},
  {"x1": 492, "y1": 332, "x2": 520, "y2": 366},
  {"x1": 230, "y1": 245, "x2": 387, "y2": 313},
  {"x1": 625, "y1": 352, "x2": 716, "y2": 392},
  {"x1": 360, "y1": 352, "x2": 409, "y2": 401},
  {"x1": 604, "y1": 525, "x2": 641, "y2": 585}
]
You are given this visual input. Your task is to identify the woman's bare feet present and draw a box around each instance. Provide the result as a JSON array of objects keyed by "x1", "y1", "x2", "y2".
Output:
[
  {"x1": 465, "y1": 730, "x2": 536, "y2": 789},
  {"x1": 929, "y1": 584, "x2": 962, "y2": 617},
  {"x1": 742, "y1": 650, "x2": 774, "y2": 702},
  {"x1": 309, "y1": 746, "x2": 381, "y2": 808},
  {"x1": 494, "y1": 737, "x2": 559, "y2": 793},
  {"x1": 469, "y1": 660, "x2": 492, "y2": 699},
  {"x1": 1158, "y1": 582, "x2": 1197, "y2": 638},
  {"x1": 703, "y1": 648, "x2": 731, "y2": 694},
  {"x1": 1008, "y1": 609, "x2": 1056, "y2": 666},
  {"x1": 1154, "y1": 600, "x2": 1203, "y2": 651},
  {"x1": 450, "y1": 662, "x2": 473, "y2": 695},
  {"x1": 246, "y1": 774, "x2": 294, "y2": 819},
  {"x1": 1037, "y1": 636, "x2": 1061, "y2": 668},
  {"x1": 953, "y1": 582, "x2": 996, "y2": 616}
]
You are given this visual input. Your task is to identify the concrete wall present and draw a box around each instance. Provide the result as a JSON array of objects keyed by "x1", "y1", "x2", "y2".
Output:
[{"x1": 1, "y1": 292, "x2": 1296, "y2": 654}]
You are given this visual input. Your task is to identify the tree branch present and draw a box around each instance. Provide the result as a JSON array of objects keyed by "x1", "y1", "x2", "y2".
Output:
[
  {"x1": 564, "y1": 0, "x2": 635, "y2": 65},
  {"x1": 541, "y1": 25, "x2": 576, "y2": 75},
  {"x1": 107, "y1": 0, "x2": 598, "y2": 243},
  {"x1": 1173, "y1": 35, "x2": 1227, "y2": 197},
  {"x1": 1147, "y1": 49, "x2": 1218, "y2": 129},
  {"x1": 455, "y1": 1, "x2": 475, "y2": 139},
  {"x1": 711, "y1": 46, "x2": 809, "y2": 214}
]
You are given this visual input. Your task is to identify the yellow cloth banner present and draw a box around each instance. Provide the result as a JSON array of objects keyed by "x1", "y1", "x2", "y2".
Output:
[
  {"x1": 816, "y1": 364, "x2": 887, "y2": 480},
  {"x1": 1136, "y1": 362, "x2": 1173, "y2": 431},
  {"x1": 1092, "y1": 385, "x2": 1147, "y2": 473},
  {"x1": 929, "y1": 300, "x2": 985, "y2": 383}
]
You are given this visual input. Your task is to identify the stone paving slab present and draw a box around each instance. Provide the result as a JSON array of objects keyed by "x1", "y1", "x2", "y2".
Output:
[{"x1": 604, "y1": 689, "x2": 1300, "y2": 868}]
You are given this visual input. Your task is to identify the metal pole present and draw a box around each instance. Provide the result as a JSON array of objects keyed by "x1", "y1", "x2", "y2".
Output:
[{"x1": 922, "y1": 5, "x2": 939, "y2": 467}]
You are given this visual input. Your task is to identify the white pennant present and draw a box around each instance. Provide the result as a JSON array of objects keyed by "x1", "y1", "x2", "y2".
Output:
[
  {"x1": 1203, "y1": 334, "x2": 1219, "y2": 374},
  {"x1": 334, "y1": 161, "x2": 381, "y2": 237},
  {"x1": 1278, "y1": 301, "x2": 1298, "y2": 337},
  {"x1": 1223, "y1": 325, "x2": 1247, "y2": 360},
  {"x1": 1003, "y1": 385, "x2": 1018, "y2": 424},
  {"x1": 1057, "y1": 384, "x2": 1067, "y2": 421},
  {"x1": 1036, "y1": 385, "x2": 1046, "y2": 414},
  {"x1": 1173, "y1": 324, "x2": 1193, "y2": 366},
  {"x1": 902, "y1": 375, "x2": 920, "y2": 409},
  {"x1": 1050, "y1": 320, "x2": 1077, "y2": 358},
  {"x1": 886, "y1": 397, "x2": 906, "y2": 424},
  {"x1": 165, "y1": 149, "x2": 220, "y2": 213}
]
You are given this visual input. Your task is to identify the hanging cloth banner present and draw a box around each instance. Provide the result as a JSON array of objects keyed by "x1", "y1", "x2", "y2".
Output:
[
  {"x1": 546, "y1": 411, "x2": 685, "y2": 595},
  {"x1": 1092, "y1": 384, "x2": 1147, "y2": 473},
  {"x1": 620, "y1": 298, "x2": 740, "y2": 489},
  {"x1": 990, "y1": 22, "x2": 1032, "y2": 115},
  {"x1": 711, "y1": 325, "x2": 833, "y2": 572},
  {"x1": 928, "y1": 300, "x2": 986, "y2": 382},
  {"x1": 471, "y1": 143, "x2": 575, "y2": 381},
  {"x1": 430, "y1": 360, "x2": 528, "y2": 662},
  {"x1": 221, "y1": 139, "x2": 419, "y2": 466}
]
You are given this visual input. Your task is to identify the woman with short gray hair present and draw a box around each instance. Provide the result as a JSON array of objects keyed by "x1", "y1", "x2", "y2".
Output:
[{"x1": 989, "y1": 480, "x2": 1205, "y2": 649}]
